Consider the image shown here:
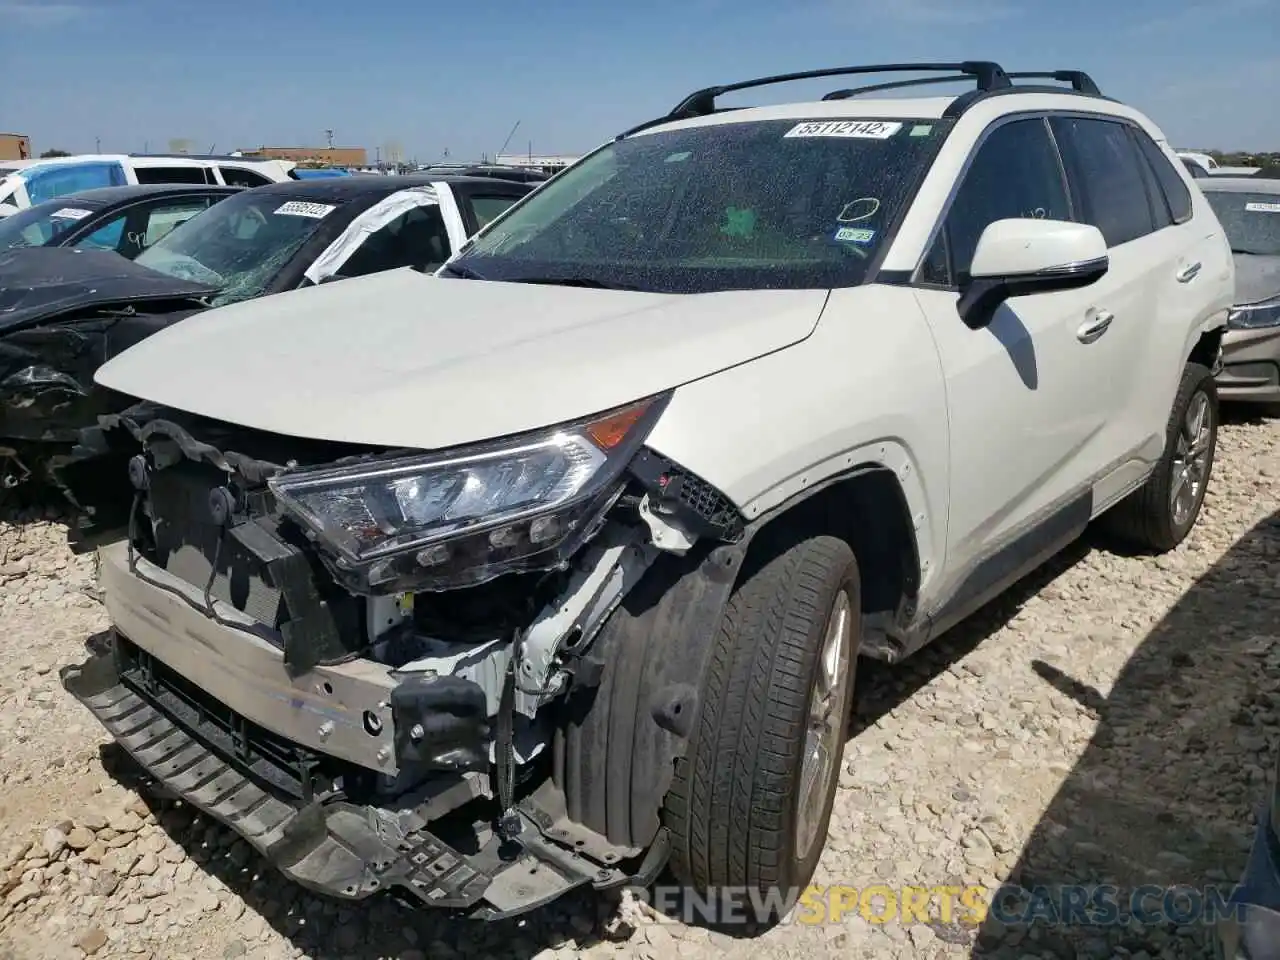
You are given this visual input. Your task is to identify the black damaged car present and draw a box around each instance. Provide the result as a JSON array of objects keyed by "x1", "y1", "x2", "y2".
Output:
[{"x1": 0, "y1": 174, "x2": 533, "y2": 529}]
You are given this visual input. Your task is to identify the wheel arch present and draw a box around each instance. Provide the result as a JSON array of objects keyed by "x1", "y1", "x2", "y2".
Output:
[{"x1": 551, "y1": 461, "x2": 923, "y2": 850}]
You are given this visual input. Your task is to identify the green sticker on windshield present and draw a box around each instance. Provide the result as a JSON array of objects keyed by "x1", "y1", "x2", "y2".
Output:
[
  {"x1": 665, "y1": 151, "x2": 692, "y2": 163},
  {"x1": 909, "y1": 124, "x2": 933, "y2": 137},
  {"x1": 721, "y1": 206, "x2": 757, "y2": 237}
]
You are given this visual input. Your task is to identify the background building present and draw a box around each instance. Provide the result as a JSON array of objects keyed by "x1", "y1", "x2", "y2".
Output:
[
  {"x1": 237, "y1": 145, "x2": 368, "y2": 167},
  {"x1": 0, "y1": 134, "x2": 32, "y2": 162}
]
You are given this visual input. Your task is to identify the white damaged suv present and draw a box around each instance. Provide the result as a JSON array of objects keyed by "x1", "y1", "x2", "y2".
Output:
[{"x1": 64, "y1": 62, "x2": 1234, "y2": 920}]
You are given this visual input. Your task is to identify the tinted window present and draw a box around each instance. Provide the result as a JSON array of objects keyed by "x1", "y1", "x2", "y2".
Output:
[
  {"x1": 76, "y1": 198, "x2": 216, "y2": 258},
  {"x1": 469, "y1": 194, "x2": 520, "y2": 229},
  {"x1": 924, "y1": 117, "x2": 1070, "y2": 282},
  {"x1": 218, "y1": 166, "x2": 273, "y2": 187},
  {"x1": 135, "y1": 191, "x2": 341, "y2": 304},
  {"x1": 1203, "y1": 191, "x2": 1280, "y2": 257},
  {"x1": 0, "y1": 198, "x2": 106, "y2": 249},
  {"x1": 1050, "y1": 117, "x2": 1155, "y2": 247},
  {"x1": 134, "y1": 166, "x2": 209, "y2": 185},
  {"x1": 454, "y1": 118, "x2": 950, "y2": 293},
  {"x1": 337, "y1": 204, "x2": 451, "y2": 278},
  {"x1": 1134, "y1": 133, "x2": 1193, "y2": 224},
  {"x1": 24, "y1": 162, "x2": 126, "y2": 204}
]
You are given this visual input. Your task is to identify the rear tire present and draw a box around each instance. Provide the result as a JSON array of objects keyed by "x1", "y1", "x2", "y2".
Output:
[
  {"x1": 663, "y1": 532, "x2": 860, "y2": 909},
  {"x1": 1102, "y1": 361, "x2": 1218, "y2": 552}
]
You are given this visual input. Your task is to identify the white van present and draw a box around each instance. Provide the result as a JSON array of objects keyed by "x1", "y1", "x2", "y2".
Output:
[{"x1": 0, "y1": 154, "x2": 295, "y2": 216}]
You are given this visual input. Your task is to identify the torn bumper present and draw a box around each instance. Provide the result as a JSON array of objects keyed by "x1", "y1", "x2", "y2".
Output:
[{"x1": 62, "y1": 543, "x2": 648, "y2": 919}]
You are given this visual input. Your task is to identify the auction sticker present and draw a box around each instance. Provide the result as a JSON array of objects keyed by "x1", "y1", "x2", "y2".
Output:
[
  {"x1": 784, "y1": 120, "x2": 902, "y2": 140},
  {"x1": 834, "y1": 227, "x2": 876, "y2": 244},
  {"x1": 1245, "y1": 201, "x2": 1280, "y2": 214},
  {"x1": 51, "y1": 207, "x2": 92, "y2": 220},
  {"x1": 274, "y1": 201, "x2": 336, "y2": 219}
]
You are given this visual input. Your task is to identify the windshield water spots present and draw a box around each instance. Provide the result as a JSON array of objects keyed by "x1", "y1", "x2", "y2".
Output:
[{"x1": 453, "y1": 118, "x2": 948, "y2": 294}]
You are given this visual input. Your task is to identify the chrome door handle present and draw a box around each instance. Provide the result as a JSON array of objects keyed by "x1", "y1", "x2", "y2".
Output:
[
  {"x1": 1176, "y1": 262, "x2": 1202, "y2": 283},
  {"x1": 1077, "y1": 310, "x2": 1114, "y2": 344}
]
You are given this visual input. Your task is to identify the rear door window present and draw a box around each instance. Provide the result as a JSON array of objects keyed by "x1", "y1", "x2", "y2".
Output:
[
  {"x1": 1049, "y1": 116, "x2": 1157, "y2": 247},
  {"x1": 1132, "y1": 132, "x2": 1193, "y2": 224},
  {"x1": 76, "y1": 198, "x2": 217, "y2": 258},
  {"x1": 217, "y1": 166, "x2": 274, "y2": 187},
  {"x1": 134, "y1": 165, "x2": 210, "y2": 185}
]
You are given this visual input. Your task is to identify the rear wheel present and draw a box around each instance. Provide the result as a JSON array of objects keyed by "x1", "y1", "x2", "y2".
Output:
[
  {"x1": 1102, "y1": 361, "x2": 1218, "y2": 552},
  {"x1": 663, "y1": 533, "x2": 860, "y2": 908}
]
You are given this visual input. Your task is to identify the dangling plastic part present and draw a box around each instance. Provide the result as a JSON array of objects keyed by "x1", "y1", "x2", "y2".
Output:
[{"x1": 492, "y1": 633, "x2": 523, "y2": 859}]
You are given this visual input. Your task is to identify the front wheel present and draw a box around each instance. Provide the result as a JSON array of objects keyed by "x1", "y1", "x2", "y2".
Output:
[
  {"x1": 663, "y1": 533, "x2": 860, "y2": 908},
  {"x1": 1102, "y1": 361, "x2": 1218, "y2": 552}
]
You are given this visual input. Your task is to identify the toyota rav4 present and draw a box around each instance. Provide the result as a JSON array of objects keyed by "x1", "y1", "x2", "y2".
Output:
[{"x1": 63, "y1": 61, "x2": 1235, "y2": 921}]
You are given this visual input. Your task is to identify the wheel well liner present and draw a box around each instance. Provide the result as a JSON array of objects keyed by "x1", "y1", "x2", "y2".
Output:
[
  {"x1": 551, "y1": 463, "x2": 921, "y2": 848},
  {"x1": 1188, "y1": 326, "x2": 1224, "y2": 373}
]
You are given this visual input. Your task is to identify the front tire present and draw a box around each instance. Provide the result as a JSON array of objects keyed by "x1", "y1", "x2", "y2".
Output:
[
  {"x1": 663, "y1": 533, "x2": 860, "y2": 906},
  {"x1": 1102, "y1": 361, "x2": 1218, "y2": 552}
]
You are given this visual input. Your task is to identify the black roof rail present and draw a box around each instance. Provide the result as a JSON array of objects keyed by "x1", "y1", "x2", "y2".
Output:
[
  {"x1": 1004, "y1": 70, "x2": 1100, "y2": 95},
  {"x1": 616, "y1": 61, "x2": 1010, "y2": 139},
  {"x1": 615, "y1": 63, "x2": 1108, "y2": 140},
  {"x1": 822, "y1": 74, "x2": 974, "y2": 100}
]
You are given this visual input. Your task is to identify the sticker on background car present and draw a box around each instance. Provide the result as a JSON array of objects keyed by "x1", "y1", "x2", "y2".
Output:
[
  {"x1": 1245, "y1": 202, "x2": 1280, "y2": 214},
  {"x1": 274, "y1": 201, "x2": 337, "y2": 219},
  {"x1": 51, "y1": 208, "x2": 93, "y2": 220},
  {"x1": 834, "y1": 226, "x2": 875, "y2": 244}
]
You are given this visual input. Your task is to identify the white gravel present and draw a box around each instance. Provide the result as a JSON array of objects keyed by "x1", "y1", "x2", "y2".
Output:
[{"x1": 2, "y1": 411, "x2": 1279, "y2": 960}]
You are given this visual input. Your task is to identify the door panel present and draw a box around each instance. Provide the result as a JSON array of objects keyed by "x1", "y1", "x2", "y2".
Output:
[{"x1": 913, "y1": 116, "x2": 1117, "y2": 595}]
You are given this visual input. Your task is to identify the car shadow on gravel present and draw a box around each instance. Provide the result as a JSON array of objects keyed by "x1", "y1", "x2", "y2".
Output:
[{"x1": 970, "y1": 507, "x2": 1280, "y2": 958}]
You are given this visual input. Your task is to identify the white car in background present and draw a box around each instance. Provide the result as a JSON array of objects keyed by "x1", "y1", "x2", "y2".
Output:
[{"x1": 0, "y1": 154, "x2": 295, "y2": 216}]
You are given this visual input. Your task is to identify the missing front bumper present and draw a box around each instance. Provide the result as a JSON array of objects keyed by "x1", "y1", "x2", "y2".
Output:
[{"x1": 61, "y1": 634, "x2": 651, "y2": 919}]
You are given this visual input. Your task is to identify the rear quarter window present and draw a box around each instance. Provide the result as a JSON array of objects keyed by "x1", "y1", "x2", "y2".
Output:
[{"x1": 1133, "y1": 133, "x2": 1193, "y2": 224}]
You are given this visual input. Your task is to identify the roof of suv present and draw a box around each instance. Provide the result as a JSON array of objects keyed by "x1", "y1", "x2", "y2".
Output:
[{"x1": 620, "y1": 61, "x2": 1129, "y2": 140}]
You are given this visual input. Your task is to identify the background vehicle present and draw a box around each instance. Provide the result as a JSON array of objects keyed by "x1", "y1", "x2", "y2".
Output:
[
  {"x1": 1199, "y1": 177, "x2": 1280, "y2": 405},
  {"x1": 1183, "y1": 157, "x2": 1210, "y2": 179},
  {"x1": 0, "y1": 184, "x2": 241, "y2": 257},
  {"x1": 0, "y1": 154, "x2": 294, "y2": 215},
  {"x1": 0, "y1": 174, "x2": 534, "y2": 521},
  {"x1": 67, "y1": 61, "x2": 1232, "y2": 924},
  {"x1": 1178, "y1": 150, "x2": 1219, "y2": 174}
]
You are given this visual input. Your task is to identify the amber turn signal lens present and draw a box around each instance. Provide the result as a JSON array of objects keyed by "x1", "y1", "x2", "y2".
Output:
[{"x1": 586, "y1": 401, "x2": 651, "y2": 451}]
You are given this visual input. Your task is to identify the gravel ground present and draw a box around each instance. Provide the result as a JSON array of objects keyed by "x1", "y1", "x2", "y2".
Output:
[{"x1": 1, "y1": 412, "x2": 1278, "y2": 960}]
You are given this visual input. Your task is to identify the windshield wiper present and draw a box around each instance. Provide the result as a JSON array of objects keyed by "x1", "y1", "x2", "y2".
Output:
[
  {"x1": 507, "y1": 276, "x2": 644, "y2": 291},
  {"x1": 441, "y1": 262, "x2": 488, "y2": 280}
]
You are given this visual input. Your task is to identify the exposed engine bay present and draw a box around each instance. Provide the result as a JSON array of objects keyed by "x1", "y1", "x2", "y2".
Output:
[{"x1": 63, "y1": 397, "x2": 745, "y2": 917}]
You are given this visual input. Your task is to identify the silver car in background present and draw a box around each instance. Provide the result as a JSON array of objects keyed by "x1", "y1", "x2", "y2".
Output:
[{"x1": 1200, "y1": 177, "x2": 1280, "y2": 405}]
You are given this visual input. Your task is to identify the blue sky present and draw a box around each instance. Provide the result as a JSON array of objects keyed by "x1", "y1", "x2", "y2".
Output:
[{"x1": 2, "y1": 0, "x2": 1275, "y2": 161}]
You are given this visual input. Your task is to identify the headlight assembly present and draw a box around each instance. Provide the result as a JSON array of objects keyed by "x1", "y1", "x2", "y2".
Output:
[
  {"x1": 269, "y1": 394, "x2": 668, "y2": 593},
  {"x1": 1229, "y1": 298, "x2": 1280, "y2": 330}
]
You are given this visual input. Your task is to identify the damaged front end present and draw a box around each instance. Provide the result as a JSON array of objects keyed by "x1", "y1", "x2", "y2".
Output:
[
  {"x1": 0, "y1": 247, "x2": 217, "y2": 518},
  {"x1": 63, "y1": 398, "x2": 744, "y2": 918}
]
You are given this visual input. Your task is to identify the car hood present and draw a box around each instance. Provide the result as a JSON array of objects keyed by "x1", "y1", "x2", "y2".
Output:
[
  {"x1": 1234, "y1": 253, "x2": 1280, "y2": 305},
  {"x1": 0, "y1": 247, "x2": 218, "y2": 334},
  {"x1": 95, "y1": 269, "x2": 828, "y2": 450}
]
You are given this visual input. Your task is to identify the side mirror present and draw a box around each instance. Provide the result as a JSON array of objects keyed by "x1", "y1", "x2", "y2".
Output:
[{"x1": 957, "y1": 219, "x2": 1109, "y2": 330}]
